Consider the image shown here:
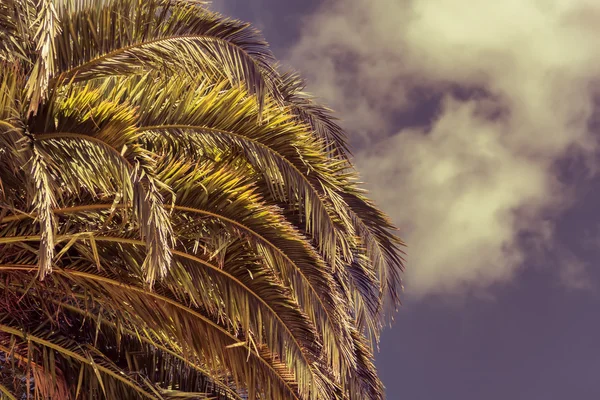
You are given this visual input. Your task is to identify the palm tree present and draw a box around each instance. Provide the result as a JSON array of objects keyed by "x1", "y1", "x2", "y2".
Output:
[{"x1": 0, "y1": 1, "x2": 405, "y2": 399}]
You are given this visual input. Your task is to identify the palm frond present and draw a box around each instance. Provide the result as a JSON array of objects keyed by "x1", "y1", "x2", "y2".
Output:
[
  {"x1": 277, "y1": 71, "x2": 351, "y2": 158},
  {"x1": 0, "y1": 319, "x2": 162, "y2": 399},
  {"x1": 0, "y1": 264, "x2": 306, "y2": 400},
  {"x1": 342, "y1": 187, "x2": 406, "y2": 316},
  {"x1": 33, "y1": 82, "x2": 175, "y2": 285},
  {"x1": 0, "y1": 0, "x2": 34, "y2": 63},
  {"x1": 0, "y1": 220, "x2": 329, "y2": 398},
  {"x1": 156, "y1": 161, "x2": 358, "y2": 376},
  {"x1": 0, "y1": 1, "x2": 406, "y2": 398},
  {"x1": 25, "y1": 0, "x2": 60, "y2": 115},
  {"x1": 53, "y1": 0, "x2": 281, "y2": 113},
  {"x1": 128, "y1": 74, "x2": 348, "y2": 265},
  {"x1": 28, "y1": 142, "x2": 57, "y2": 279}
]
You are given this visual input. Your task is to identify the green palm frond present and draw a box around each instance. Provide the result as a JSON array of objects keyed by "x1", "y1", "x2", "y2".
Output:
[
  {"x1": 277, "y1": 71, "x2": 351, "y2": 158},
  {"x1": 35, "y1": 82, "x2": 175, "y2": 285},
  {"x1": 135, "y1": 75, "x2": 349, "y2": 263},
  {"x1": 53, "y1": 0, "x2": 281, "y2": 113},
  {"x1": 343, "y1": 188, "x2": 406, "y2": 309},
  {"x1": 0, "y1": 1, "x2": 406, "y2": 399}
]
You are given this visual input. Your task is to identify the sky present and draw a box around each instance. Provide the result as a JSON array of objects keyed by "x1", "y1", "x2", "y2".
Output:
[{"x1": 210, "y1": 1, "x2": 600, "y2": 398}]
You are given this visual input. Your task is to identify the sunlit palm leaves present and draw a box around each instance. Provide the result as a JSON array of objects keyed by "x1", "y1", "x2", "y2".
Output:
[{"x1": 0, "y1": 0, "x2": 405, "y2": 399}]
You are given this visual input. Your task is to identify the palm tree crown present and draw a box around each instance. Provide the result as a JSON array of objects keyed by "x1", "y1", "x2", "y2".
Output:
[{"x1": 0, "y1": 1, "x2": 405, "y2": 399}]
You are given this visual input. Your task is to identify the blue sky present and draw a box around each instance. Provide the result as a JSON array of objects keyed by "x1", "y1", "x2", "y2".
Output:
[{"x1": 211, "y1": 1, "x2": 600, "y2": 398}]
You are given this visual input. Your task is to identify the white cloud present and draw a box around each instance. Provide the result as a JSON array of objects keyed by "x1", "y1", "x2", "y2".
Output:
[{"x1": 287, "y1": 0, "x2": 600, "y2": 297}]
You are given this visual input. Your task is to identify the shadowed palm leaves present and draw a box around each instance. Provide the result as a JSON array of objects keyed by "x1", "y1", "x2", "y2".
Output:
[{"x1": 0, "y1": 0, "x2": 405, "y2": 399}]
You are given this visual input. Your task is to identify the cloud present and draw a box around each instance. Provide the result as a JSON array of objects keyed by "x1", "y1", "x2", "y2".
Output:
[
  {"x1": 556, "y1": 250, "x2": 593, "y2": 291},
  {"x1": 286, "y1": 0, "x2": 600, "y2": 297}
]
